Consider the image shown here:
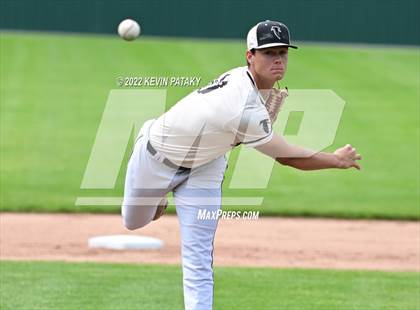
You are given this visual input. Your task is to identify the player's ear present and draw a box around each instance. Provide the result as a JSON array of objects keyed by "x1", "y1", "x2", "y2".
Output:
[{"x1": 246, "y1": 50, "x2": 254, "y2": 65}]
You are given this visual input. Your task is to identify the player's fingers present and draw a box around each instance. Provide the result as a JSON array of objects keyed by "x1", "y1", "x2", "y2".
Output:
[
  {"x1": 345, "y1": 144, "x2": 352, "y2": 150},
  {"x1": 352, "y1": 162, "x2": 361, "y2": 170},
  {"x1": 354, "y1": 154, "x2": 362, "y2": 160}
]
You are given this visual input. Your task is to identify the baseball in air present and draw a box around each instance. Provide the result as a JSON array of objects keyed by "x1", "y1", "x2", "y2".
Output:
[{"x1": 118, "y1": 19, "x2": 141, "y2": 41}]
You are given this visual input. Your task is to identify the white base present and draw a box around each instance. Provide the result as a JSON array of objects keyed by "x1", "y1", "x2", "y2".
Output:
[{"x1": 88, "y1": 234, "x2": 163, "y2": 250}]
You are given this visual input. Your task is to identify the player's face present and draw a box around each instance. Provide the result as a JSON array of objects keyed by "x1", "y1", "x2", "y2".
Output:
[{"x1": 249, "y1": 47, "x2": 288, "y2": 82}]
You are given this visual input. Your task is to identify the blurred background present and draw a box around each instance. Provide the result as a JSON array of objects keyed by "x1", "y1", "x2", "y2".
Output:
[
  {"x1": 1, "y1": 0, "x2": 419, "y2": 45},
  {"x1": 1, "y1": 0, "x2": 419, "y2": 219}
]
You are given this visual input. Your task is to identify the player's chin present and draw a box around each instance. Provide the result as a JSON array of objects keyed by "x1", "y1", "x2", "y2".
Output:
[{"x1": 272, "y1": 72, "x2": 284, "y2": 80}]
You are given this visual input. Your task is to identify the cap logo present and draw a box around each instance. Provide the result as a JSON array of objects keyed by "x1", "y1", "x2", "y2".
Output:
[{"x1": 271, "y1": 26, "x2": 282, "y2": 40}]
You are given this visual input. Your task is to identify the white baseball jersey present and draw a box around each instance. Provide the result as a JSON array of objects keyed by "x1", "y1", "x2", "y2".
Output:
[{"x1": 148, "y1": 66, "x2": 273, "y2": 168}]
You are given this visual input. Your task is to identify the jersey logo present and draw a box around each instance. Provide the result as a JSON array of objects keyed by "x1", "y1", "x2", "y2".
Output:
[
  {"x1": 259, "y1": 119, "x2": 270, "y2": 134},
  {"x1": 271, "y1": 26, "x2": 282, "y2": 40}
]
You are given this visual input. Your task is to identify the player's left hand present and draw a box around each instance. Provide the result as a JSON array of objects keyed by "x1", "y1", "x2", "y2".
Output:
[
  {"x1": 263, "y1": 88, "x2": 288, "y2": 122},
  {"x1": 333, "y1": 144, "x2": 362, "y2": 170}
]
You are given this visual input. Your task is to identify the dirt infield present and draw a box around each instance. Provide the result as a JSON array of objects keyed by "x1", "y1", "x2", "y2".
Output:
[{"x1": 1, "y1": 213, "x2": 419, "y2": 272}]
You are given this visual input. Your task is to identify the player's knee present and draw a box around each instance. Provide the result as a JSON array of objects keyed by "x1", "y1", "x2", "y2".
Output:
[
  {"x1": 123, "y1": 220, "x2": 140, "y2": 231},
  {"x1": 122, "y1": 216, "x2": 145, "y2": 230},
  {"x1": 122, "y1": 213, "x2": 151, "y2": 230},
  {"x1": 121, "y1": 203, "x2": 156, "y2": 230}
]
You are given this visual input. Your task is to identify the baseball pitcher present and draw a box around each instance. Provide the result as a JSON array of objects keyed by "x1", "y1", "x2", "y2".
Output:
[{"x1": 122, "y1": 20, "x2": 362, "y2": 310}]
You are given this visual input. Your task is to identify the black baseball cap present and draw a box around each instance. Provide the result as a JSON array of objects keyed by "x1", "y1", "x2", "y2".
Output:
[{"x1": 247, "y1": 20, "x2": 298, "y2": 50}]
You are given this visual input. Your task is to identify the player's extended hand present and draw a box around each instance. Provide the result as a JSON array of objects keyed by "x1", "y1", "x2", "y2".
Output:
[{"x1": 333, "y1": 144, "x2": 362, "y2": 170}]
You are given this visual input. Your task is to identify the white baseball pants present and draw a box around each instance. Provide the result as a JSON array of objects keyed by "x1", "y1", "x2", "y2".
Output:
[{"x1": 122, "y1": 120, "x2": 227, "y2": 310}]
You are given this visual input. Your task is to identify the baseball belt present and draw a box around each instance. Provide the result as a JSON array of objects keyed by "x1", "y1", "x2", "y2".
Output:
[{"x1": 146, "y1": 140, "x2": 191, "y2": 172}]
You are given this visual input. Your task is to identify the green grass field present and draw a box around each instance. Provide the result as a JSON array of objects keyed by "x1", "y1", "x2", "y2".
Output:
[
  {"x1": 1, "y1": 261, "x2": 418, "y2": 310},
  {"x1": 0, "y1": 32, "x2": 419, "y2": 219}
]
